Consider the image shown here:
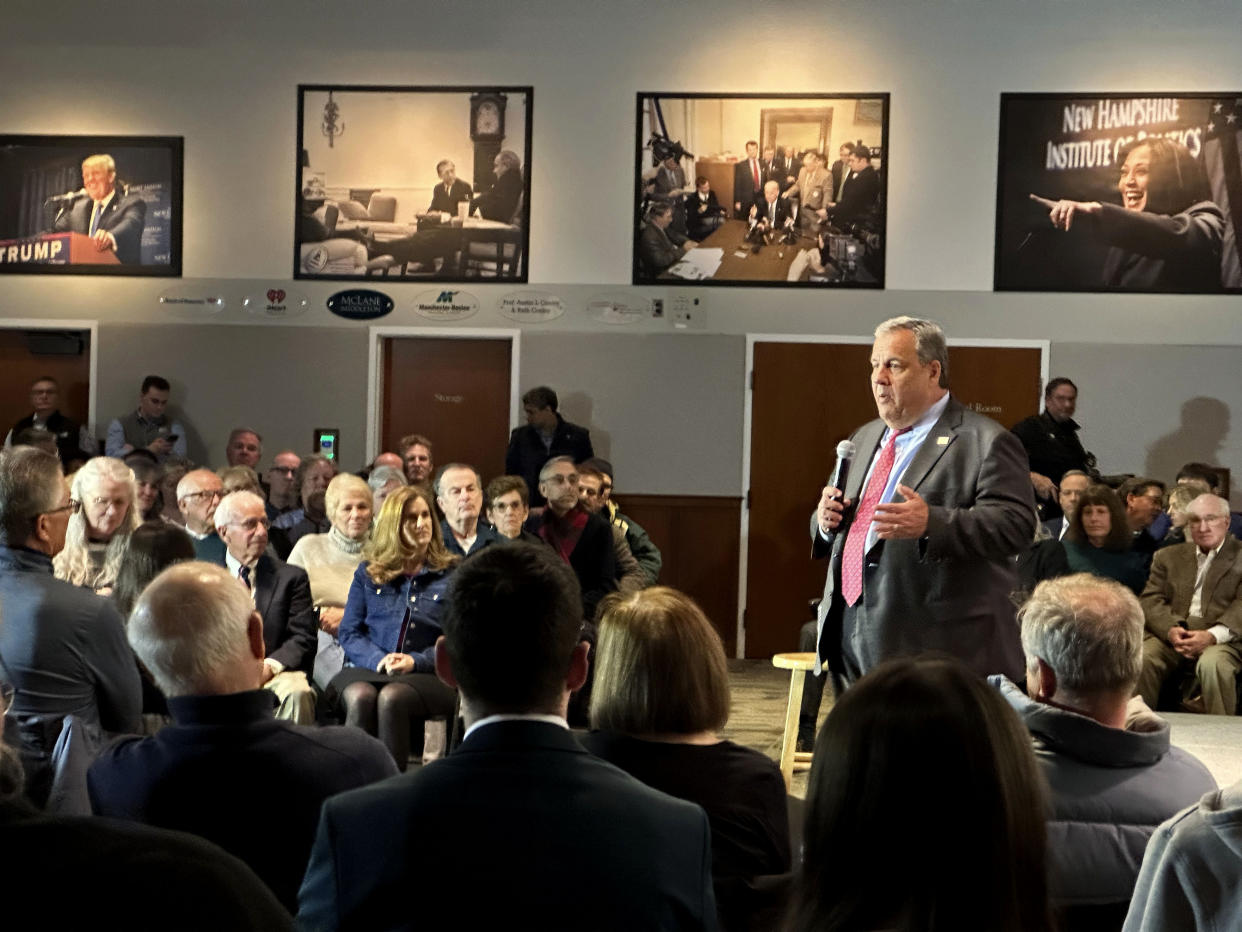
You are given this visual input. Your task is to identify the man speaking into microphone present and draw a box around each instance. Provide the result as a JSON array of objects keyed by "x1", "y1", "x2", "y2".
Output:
[
  {"x1": 50, "y1": 153, "x2": 147, "y2": 264},
  {"x1": 812, "y1": 316, "x2": 1034, "y2": 689}
]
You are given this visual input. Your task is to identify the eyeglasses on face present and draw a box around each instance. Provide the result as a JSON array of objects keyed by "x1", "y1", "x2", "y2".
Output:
[
  {"x1": 181, "y1": 489, "x2": 223, "y2": 503},
  {"x1": 41, "y1": 499, "x2": 82, "y2": 517}
]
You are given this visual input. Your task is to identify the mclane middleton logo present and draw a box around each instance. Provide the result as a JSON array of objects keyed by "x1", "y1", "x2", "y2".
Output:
[
  {"x1": 327, "y1": 289, "x2": 394, "y2": 321},
  {"x1": 413, "y1": 289, "x2": 479, "y2": 321}
]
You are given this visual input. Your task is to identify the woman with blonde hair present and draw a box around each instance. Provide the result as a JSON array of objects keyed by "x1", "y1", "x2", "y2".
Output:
[
  {"x1": 331, "y1": 485, "x2": 459, "y2": 769},
  {"x1": 54, "y1": 456, "x2": 141, "y2": 591},
  {"x1": 584, "y1": 586, "x2": 790, "y2": 919},
  {"x1": 288, "y1": 473, "x2": 374, "y2": 690}
]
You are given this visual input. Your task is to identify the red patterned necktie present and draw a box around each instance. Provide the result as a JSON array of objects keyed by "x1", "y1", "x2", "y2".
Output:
[{"x1": 841, "y1": 427, "x2": 911, "y2": 606}]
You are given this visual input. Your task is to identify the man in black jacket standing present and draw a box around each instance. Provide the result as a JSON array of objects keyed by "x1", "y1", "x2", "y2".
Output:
[{"x1": 505, "y1": 386, "x2": 594, "y2": 507}]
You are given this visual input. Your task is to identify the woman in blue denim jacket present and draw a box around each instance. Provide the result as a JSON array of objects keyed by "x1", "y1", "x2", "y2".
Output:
[{"x1": 330, "y1": 485, "x2": 460, "y2": 769}]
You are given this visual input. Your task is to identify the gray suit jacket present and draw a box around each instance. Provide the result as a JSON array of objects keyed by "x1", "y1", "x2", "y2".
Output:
[
  {"x1": 1140, "y1": 536, "x2": 1242, "y2": 639},
  {"x1": 812, "y1": 396, "x2": 1034, "y2": 681}
]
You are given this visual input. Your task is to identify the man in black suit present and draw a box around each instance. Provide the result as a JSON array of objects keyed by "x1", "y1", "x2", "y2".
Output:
[
  {"x1": 214, "y1": 490, "x2": 317, "y2": 723},
  {"x1": 50, "y1": 153, "x2": 147, "y2": 264},
  {"x1": 829, "y1": 142, "x2": 856, "y2": 203},
  {"x1": 427, "y1": 159, "x2": 473, "y2": 215},
  {"x1": 470, "y1": 149, "x2": 523, "y2": 222},
  {"x1": 812, "y1": 316, "x2": 1034, "y2": 688},
  {"x1": 749, "y1": 180, "x2": 793, "y2": 236},
  {"x1": 638, "y1": 201, "x2": 687, "y2": 277},
  {"x1": 732, "y1": 140, "x2": 764, "y2": 218},
  {"x1": 827, "y1": 144, "x2": 880, "y2": 229},
  {"x1": 297, "y1": 542, "x2": 717, "y2": 931},
  {"x1": 684, "y1": 176, "x2": 726, "y2": 240},
  {"x1": 88, "y1": 561, "x2": 397, "y2": 911}
]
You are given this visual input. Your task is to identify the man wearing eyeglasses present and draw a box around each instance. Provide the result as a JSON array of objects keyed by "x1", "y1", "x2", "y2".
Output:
[
  {"x1": 1137, "y1": 494, "x2": 1242, "y2": 715},
  {"x1": 0, "y1": 447, "x2": 140, "y2": 807},
  {"x1": 177, "y1": 469, "x2": 226, "y2": 564},
  {"x1": 215, "y1": 491, "x2": 317, "y2": 724},
  {"x1": 265, "y1": 451, "x2": 301, "y2": 520}
]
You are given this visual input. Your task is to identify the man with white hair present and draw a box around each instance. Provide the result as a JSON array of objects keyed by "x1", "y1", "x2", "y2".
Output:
[
  {"x1": 993, "y1": 574, "x2": 1216, "y2": 919},
  {"x1": 177, "y1": 468, "x2": 226, "y2": 564},
  {"x1": 214, "y1": 491, "x2": 317, "y2": 723},
  {"x1": 435, "y1": 463, "x2": 498, "y2": 557},
  {"x1": 1137, "y1": 493, "x2": 1242, "y2": 715},
  {"x1": 50, "y1": 152, "x2": 147, "y2": 264},
  {"x1": 87, "y1": 561, "x2": 396, "y2": 911}
]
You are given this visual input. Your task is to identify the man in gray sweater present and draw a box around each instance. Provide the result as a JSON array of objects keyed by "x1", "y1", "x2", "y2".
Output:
[{"x1": 992, "y1": 573, "x2": 1217, "y2": 922}]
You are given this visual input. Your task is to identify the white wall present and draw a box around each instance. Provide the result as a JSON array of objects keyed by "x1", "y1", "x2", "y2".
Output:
[{"x1": 1, "y1": 0, "x2": 1240, "y2": 497}]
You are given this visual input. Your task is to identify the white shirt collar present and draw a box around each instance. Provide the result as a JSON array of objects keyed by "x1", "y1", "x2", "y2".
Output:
[{"x1": 463, "y1": 712, "x2": 569, "y2": 742}]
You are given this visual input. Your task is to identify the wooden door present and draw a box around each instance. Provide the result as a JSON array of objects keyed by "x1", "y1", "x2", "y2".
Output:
[
  {"x1": 743, "y1": 341, "x2": 1043, "y2": 659},
  {"x1": 381, "y1": 337, "x2": 512, "y2": 482},
  {"x1": 0, "y1": 328, "x2": 91, "y2": 444}
]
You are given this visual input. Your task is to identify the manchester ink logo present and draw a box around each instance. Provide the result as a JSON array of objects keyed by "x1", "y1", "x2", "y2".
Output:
[{"x1": 414, "y1": 288, "x2": 479, "y2": 321}]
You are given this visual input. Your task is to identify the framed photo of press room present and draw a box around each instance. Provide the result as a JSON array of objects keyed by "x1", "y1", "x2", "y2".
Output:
[
  {"x1": 0, "y1": 134, "x2": 183, "y2": 277},
  {"x1": 294, "y1": 85, "x2": 532, "y2": 283},
  {"x1": 994, "y1": 92, "x2": 1242, "y2": 295},
  {"x1": 631, "y1": 92, "x2": 888, "y2": 289}
]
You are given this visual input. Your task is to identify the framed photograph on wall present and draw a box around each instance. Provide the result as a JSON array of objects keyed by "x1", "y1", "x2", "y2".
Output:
[
  {"x1": 632, "y1": 92, "x2": 889, "y2": 288},
  {"x1": 295, "y1": 85, "x2": 532, "y2": 283},
  {"x1": 0, "y1": 135, "x2": 183, "y2": 276},
  {"x1": 995, "y1": 93, "x2": 1242, "y2": 294}
]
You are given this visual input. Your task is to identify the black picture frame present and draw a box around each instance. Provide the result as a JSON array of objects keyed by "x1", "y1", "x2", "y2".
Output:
[
  {"x1": 632, "y1": 92, "x2": 888, "y2": 288},
  {"x1": 994, "y1": 92, "x2": 1242, "y2": 294},
  {"x1": 0, "y1": 134, "x2": 183, "y2": 277},
  {"x1": 295, "y1": 85, "x2": 533, "y2": 283}
]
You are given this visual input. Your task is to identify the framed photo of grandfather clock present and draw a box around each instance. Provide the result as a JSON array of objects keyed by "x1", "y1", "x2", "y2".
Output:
[{"x1": 295, "y1": 85, "x2": 533, "y2": 282}]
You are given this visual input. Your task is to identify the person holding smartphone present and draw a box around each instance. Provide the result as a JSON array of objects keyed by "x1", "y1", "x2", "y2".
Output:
[{"x1": 105, "y1": 374, "x2": 188, "y2": 462}]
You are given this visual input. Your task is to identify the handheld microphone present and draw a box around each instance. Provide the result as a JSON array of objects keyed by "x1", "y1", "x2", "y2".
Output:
[
  {"x1": 45, "y1": 188, "x2": 86, "y2": 203},
  {"x1": 828, "y1": 439, "x2": 856, "y2": 499}
]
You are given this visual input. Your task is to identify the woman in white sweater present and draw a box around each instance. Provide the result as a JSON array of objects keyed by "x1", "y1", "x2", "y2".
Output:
[{"x1": 287, "y1": 473, "x2": 373, "y2": 690}]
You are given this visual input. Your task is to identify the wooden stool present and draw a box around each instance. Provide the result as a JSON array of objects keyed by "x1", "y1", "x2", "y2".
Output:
[{"x1": 771, "y1": 652, "x2": 825, "y2": 789}]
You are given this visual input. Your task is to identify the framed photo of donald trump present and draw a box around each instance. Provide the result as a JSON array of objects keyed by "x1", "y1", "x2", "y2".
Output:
[
  {"x1": 632, "y1": 92, "x2": 889, "y2": 288},
  {"x1": 0, "y1": 134, "x2": 183, "y2": 276}
]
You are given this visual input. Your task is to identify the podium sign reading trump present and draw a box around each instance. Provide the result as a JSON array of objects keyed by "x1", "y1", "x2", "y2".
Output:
[
  {"x1": 632, "y1": 92, "x2": 888, "y2": 289},
  {"x1": 994, "y1": 93, "x2": 1242, "y2": 294},
  {"x1": 0, "y1": 135, "x2": 183, "y2": 277},
  {"x1": 295, "y1": 85, "x2": 532, "y2": 283}
]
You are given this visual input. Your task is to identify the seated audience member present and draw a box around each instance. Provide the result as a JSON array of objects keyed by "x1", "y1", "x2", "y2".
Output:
[
  {"x1": 1063, "y1": 484, "x2": 1149, "y2": 595},
  {"x1": 298, "y1": 542, "x2": 717, "y2": 930},
  {"x1": 4, "y1": 375, "x2": 93, "y2": 468},
  {"x1": 225, "y1": 428, "x2": 262, "y2": 469},
  {"x1": 470, "y1": 149, "x2": 523, "y2": 222},
  {"x1": 214, "y1": 491, "x2": 317, "y2": 724},
  {"x1": 125, "y1": 454, "x2": 165, "y2": 522},
  {"x1": 0, "y1": 676, "x2": 292, "y2": 931},
  {"x1": 400, "y1": 433, "x2": 434, "y2": 486},
  {"x1": 525, "y1": 456, "x2": 616, "y2": 620},
  {"x1": 1123, "y1": 774, "x2": 1242, "y2": 932},
  {"x1": 159, "y1": 458, "x2": 190, "y2": 525},
  {"x1": 1043, "y1": 469, "x2": 1091, "y2": 540},
  {"x1": 1137, "y1": 494, "x2": 1242, "y2": 716},
  {"x1": 271, "y1": 453, "x2": 337, "y2": 555},
  {"x1": 1148, "y1": 461, "x2": 1242, "y2": 541},
  {"x1": 287, "y1": 474, "x2": 373, "y2": 691},
  {"x1": 0, "y1": 448, "x2": 141, "y2": 808},
  {"x1": 994, "y1": 575, "x2": 1216, "y2": 926},
  {"x1": 825, "y1": 144, "x2": 880, "y2": 229},
  {"x1": 1158, "y1": 484, "x2": 1203, "y2": 549},
  {"x1": 331, "y1": 486, "x2": 460, "y2": 770},
  {"x1": 749, "y1": 180, "x2": 792, "y2": 235},
  {"x1": 53, "y1": 456, "x2": 140, "y2": 592},
  {"x1": 112, "y1": 520, "x2": 197, "y2": 717},
  {"x1": 787, "y1": 656, "x2": 1052, "y2": 932},
  {"x1": 367, "y1": 451, "x2": 404, "y2": 475},
  {"x1": 265, "y1": 450, "x2": 302, "y2": 518},
  {"x1": 638, "y1": 200, "x2": 688, "y2": 276},
  {"x1": 1015, "y1": 511, "x2": 1071, "y2": 598},
  {"x1": 485, "y1": 474, "x2": 541, "y2": 544},
  {"x1": 506, "y1": 386, "x2": 595, "y2": 508},
  {"x1": 684, "y1": 176, "x2": 726, "y2": 240},
  {"x1": 12, "y1": 427, "x2": 58, "y2": 457},
  {"x1": 579, "y1": 457, "x2": 662, "y2": 585},
  {"x1": 428, "y1": 159, "x2": 472, "y2": 215},
  {"x1": 219, "y1": 464, "x2": 262, "y2": 497},
  {"x1": 89, "y1": 562, "x2": 395, "y2": 911},
  {"x1": 104, "y1": 375, "x2": 187, "y2": 463},
  {"x1": 576, "y1": 463, "x2": 644, "y2": 592},
  {"x1": 435, "y1": 463, "x2": 498, "y2": 557},
  {"x1": 1120, "y1": 478, "x2": 1167, "y2": 557},
  {"x1": 585, "y1": 587, "x2": 790, "y2": 925},
  {"x1": 177, "y1": 468, "x2": 226, "y2": 563},
  {"x1": 366, "y1": 464, "x2": 406, "y2": 513}
]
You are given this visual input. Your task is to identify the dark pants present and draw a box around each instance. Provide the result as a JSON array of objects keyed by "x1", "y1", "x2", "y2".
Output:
[{"x1": 798, "y1": 620, "x2": 826, "y2": 735}]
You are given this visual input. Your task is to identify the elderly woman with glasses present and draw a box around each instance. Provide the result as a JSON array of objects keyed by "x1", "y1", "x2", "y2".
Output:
[{"x1": 53, "y1": 456, "x2": 141, "y2": 592}]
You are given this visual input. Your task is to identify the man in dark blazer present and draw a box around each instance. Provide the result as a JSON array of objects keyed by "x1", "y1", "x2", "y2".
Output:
[
  {"x1": 733, "y1": 140, "x2": 764, "y2": 218},
  {"x1": 1137, "y1": 493, "x2": 1242, "y2": 715},
  {"x1": 88, "y1": 562, "x2": 397, "y2": 911},
  {"x1": 749, "y1": 181, "x2": 793, "y2": 235},
  {"x1": 214, "y1": 490, "x2": 317, "y2": 723},
  {"x1": 427, "y1": 159, "x2": 473, "y2": 215},
  {"x1": 829, "y1": 142, "x2": 856, "y2": 203},
  {"x1": 505, "y1": 385, "x2": 595, "y2": 507},
  {"x1": 297, "y1": 542, "x2": 717, "y2": 931},
  {"x1": 470, "y1": 149, "x2": 524, "y2": 222},
  {"x1": 812, "y1": 317, "x2": 1034, "y2": 688},
  {"x1": 50, "y1": 153, "x2": 147, "y2": 264},
  {"x1": 827, "y1": 145, "x2": 880, "y2": 229},
  {"x1": 684, "y1": 177, "x2": 727, "y2": 240}
]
